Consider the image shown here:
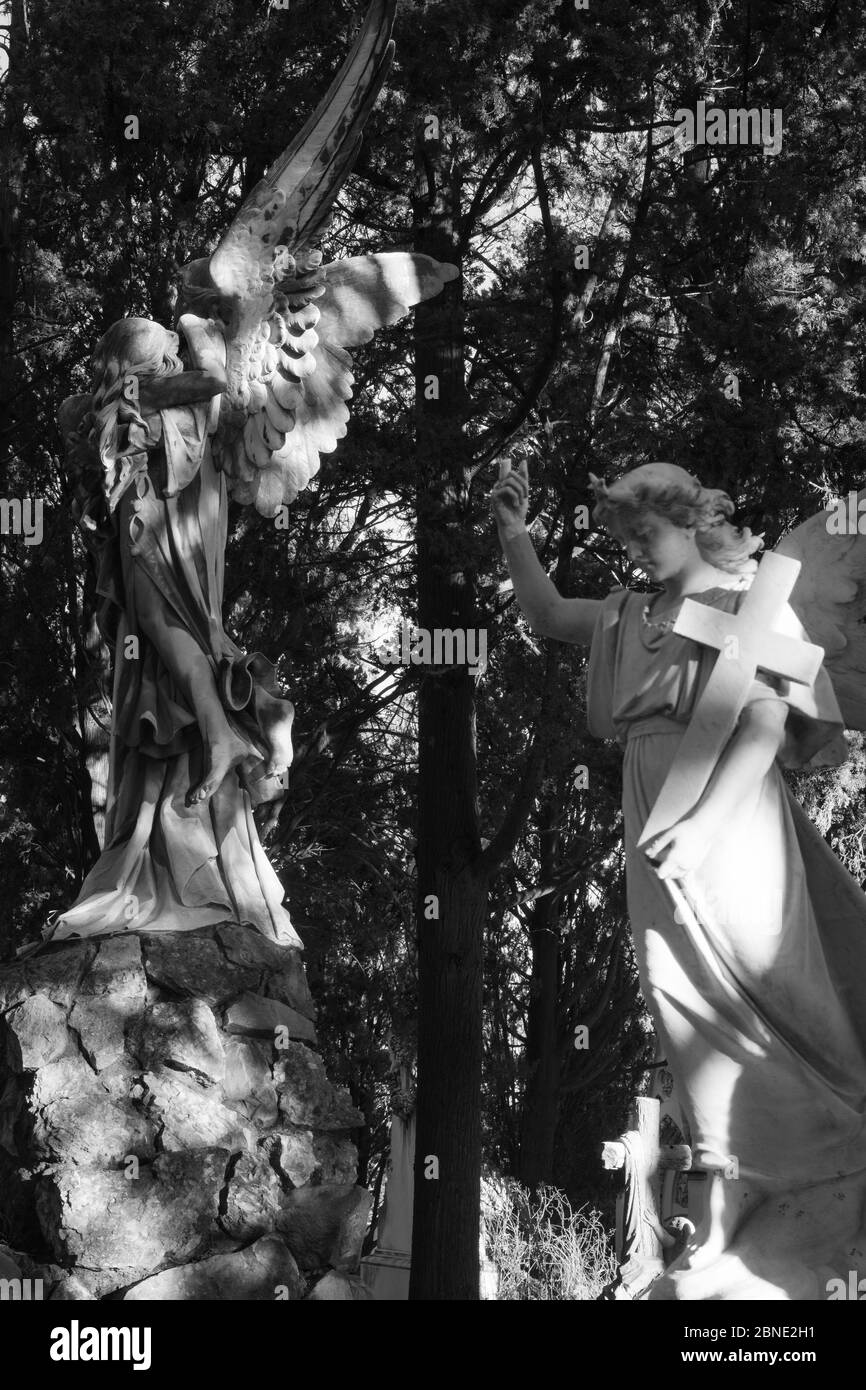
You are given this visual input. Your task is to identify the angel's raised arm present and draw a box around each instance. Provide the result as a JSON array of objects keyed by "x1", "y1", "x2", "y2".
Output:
[
  {"x1": 492, "y1": 459, "x2": 601, "y2": 645},
  {"x1": 137, "y1": 316, "x2": 227, "y2": 413}
]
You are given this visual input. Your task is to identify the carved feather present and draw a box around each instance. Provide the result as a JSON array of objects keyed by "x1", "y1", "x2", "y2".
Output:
[{"x1": 183, "y1": 0, "x2": 458, "y2": 517}]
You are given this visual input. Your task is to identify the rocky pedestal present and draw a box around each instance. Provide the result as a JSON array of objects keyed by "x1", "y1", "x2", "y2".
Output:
[{"x1": 0, "y1": 926, "x2": 373, "y2": 1300}]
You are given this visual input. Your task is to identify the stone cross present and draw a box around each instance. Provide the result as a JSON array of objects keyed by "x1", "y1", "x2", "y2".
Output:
[{"x1": 639, "y1": 551, "x2": 823, "y2": 850}]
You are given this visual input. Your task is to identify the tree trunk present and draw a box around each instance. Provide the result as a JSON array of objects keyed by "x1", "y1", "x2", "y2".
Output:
[
  {"x1": 518, "y1": 897, "x2": 561, "y2": 1188},
  {"x1": 0, "y1": 0, "x2": 26, "y2": 371},
  {"x1": 409, "y1": 123, "x2": 485, "y2": 1301}
]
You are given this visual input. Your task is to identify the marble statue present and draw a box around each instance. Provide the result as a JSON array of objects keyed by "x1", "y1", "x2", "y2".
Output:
[
  {"x1": 493, "y1": 458, "x2": 866, "y2": 1301},
  {"x1": 51, "y1": 0, "x2": 456, "y2": 944}
]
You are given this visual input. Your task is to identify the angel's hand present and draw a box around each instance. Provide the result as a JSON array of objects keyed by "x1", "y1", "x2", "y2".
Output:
[
  {"x1": 491, "y1": 458, "x2": 529, "y2": 537},
  {"x1": 643, "y1": 817, "x2": 709, "y2": 882}
]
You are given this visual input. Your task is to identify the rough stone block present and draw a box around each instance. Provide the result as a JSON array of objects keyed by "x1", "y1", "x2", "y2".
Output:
[
  {"x1": 133, "y1": 999, "x2": 225, "y2": 1083},
  {"x1": 46, "y1": 1270, "x2": 97, "y2": 1300},
  {"x1": 262, "y1": 954, "x2": 317, "y2": 1022},
  {"x1": 216, "y1": 923, "x2": 296, "y2": 974},
  {"x1": 4, "y1": 994, "x2": 72, "y2": 1070},
  {"x1": 31, "y1": 1057, "x2": 155, "y2": 1165},
  {"x1": 222, "y1": 1149, "x2": 287, "y2": 1241},
  {"x1": 80, "y1": 935, "x2": 146, "y2": 1005},
  {"x1": 271, "y1": 1129, "x2": 319, "y2": 1189},
  {"x1": 37, "y1": 1148, "x2": 228, "y2": 1281},
  {"x1": 142, "y1": 1071, "x2": 246, "y2": 1153},
  {"x1": 275, "y1": 1185, "x2": 372, "y2": 1271},
  {"x1": 0, "y1": 965, "x2": 32, "y2": 1014},
  {"x1": 123, "y1": 1234, "x2": 303, "y2": 1301},
  {"x1": 312, "y1": 1133, "x2": 359, "y2": 1186},
  {"x1": 69, "y1": 998, "x2": 127, "y2": 1072},
  {"x1": 142, "y1": 933, "x2": 257, "y2": 1005},
  {"x1": 224, "y1": 992, "x2": 316, "y2": 1044},
  {"x1": 273, "y1": 1043, "x2": 364, "y2": 1131},
  {"x1": 306, "y1": 1270, "x2": 374, "y2": 1301},
  {"x1": 222, "y1": 1037, "x2": 278, "y2": 1127},
  {"x1": 14, "y1": 943, "x2": 95, "y2": 1009}
]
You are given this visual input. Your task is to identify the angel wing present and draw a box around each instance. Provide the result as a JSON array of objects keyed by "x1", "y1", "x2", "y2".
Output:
[
  {"x1": 179, "y1": 0, "x2": 459, "y2": 517},
  {"x1": 775, "y1": 490, "x2": 866, "y2": 729}
]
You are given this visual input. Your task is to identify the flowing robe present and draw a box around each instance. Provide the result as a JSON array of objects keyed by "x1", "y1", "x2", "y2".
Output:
[
  {"x1": 588, "y1": 586, "x2": 866, "y2": 1299},
  {"x1": 51, "y1": 395, "x2": 299, "y2": 946}
]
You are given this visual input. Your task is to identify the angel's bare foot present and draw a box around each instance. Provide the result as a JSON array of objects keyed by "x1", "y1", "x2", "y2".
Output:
[
  {"x1": 257, "y1": 694, "x2": 295, "y2": 777},
  {"x1": 186, "y1": 730, "x2": 249, "y2": 806}
]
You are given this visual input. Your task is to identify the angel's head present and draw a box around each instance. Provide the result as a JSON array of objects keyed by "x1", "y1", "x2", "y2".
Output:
[
  {"x1": 88, "y1": 318, "x2": 184, "y2": 484},
  {"x1": 91, "y1": 317, "x2": 183, "y2": 392},
  {"x1": 590, "y1": 462, "x2": 762, "y2": 579}
]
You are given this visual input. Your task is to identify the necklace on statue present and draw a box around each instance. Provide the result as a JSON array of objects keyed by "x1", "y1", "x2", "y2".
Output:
[{"x1": 641, "y1": 601, "x2": 681, "y2": 633}]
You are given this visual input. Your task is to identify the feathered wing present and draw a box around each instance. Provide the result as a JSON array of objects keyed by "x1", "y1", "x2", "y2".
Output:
[
  {"x1": 180, "y1": 0, "x2": 457, "y2": 516},
  {"x1": 775, "y1": 491, "x2": 866, "y2": 729}
]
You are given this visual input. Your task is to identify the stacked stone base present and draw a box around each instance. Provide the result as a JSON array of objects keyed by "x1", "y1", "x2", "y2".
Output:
[{"x1": 0, "y1": 925, "x2": 372, "y2": 1300}]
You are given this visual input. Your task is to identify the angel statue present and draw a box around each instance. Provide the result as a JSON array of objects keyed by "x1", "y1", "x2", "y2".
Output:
[
  {"x1": 492, "y1": 458, "x2": 866, "y2": 1301},
  {"x1": 50, "y1": 0, "x2": 456, "y2": 945}
]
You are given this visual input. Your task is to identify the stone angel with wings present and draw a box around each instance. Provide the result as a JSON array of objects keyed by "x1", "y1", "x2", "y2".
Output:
[
  {"x1": 493, "y1": 458, "x2": 866, "y2": 1301},
  {"x1": 52, "y1": 0, "x2": 456, "y2": 946}
]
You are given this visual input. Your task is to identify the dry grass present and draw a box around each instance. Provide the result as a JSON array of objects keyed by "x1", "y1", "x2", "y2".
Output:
[{"x1": 484, "y1": 1177, "x2": 617, "y2": 1301}]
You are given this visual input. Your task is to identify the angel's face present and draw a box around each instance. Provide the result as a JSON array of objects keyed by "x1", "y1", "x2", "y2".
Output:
[{"x1": 619, "y1": 511, "x2": 698, "y2": 581}]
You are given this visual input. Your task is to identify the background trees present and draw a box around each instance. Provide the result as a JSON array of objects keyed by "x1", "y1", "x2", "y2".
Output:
[{"x1": 2, "y1": 0, "x2": 865, "y2": 1297}]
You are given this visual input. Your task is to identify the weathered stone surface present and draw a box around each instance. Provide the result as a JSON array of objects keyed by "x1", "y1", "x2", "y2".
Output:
[
  {"x1": 274, "y1": 1043, "x2": 364, "y2": 1131},
  {"x1": 216, "y1": 923, "x2": 294, "y2": 974},
  {"x1": 9, "y1": 943, "x2": 95, "y2": 1009},
  {"x1": 275, "y1": 1185, "x2": 372, "y2": 1271},
  {"x1": 224, "y1": 992, "x2": 317, "y2": 1044},
  {"x1": 80, "y1": 935, "x2": 146, "y2": 1004},
  {"x1": 142, "y1": 1071, "x2": 246, "y2": 1152},
  {"x1": 306, "y1": 1270, "x2": 374, "y2": 1301},
  {"x1": 312, "y1": 1133, "x2": 358, "y2": 1186},
  {"x1": 69, "y1": 997, "x2": 127, "y2": 1071},
  {"x1": 0, "y1": 965, "x2": 32, "y2": 1014},
  {"x1": 46, "y1": 1270, "x2": 97, "y2": 1300},
  {"x1": 222, "y1": 1149, "x2": 287, "y2": 1241},
  {"x1": 37, "y1": 1148, "x2": 228, "y2": 1278},
  {"x1": 262, "y1": 954, "x2": 316, "y2": 1022},
  {"x1": 4, "y1": 994, "x2": 71, "y2": 1070},
  {"x1": 268, "y1": 1129, "x2": 356, "y2": 1188},
  {"x1": 134, "y1": 999, "x2": 225, "y2": 1083},
  {"x1": 142, "y1": 933, "x2": 256, "y2": 1005},
  {"x1": 271, "y1": 1129, "x2": 319, "y2": 1189},
  {"x1": 222, "y1": 1036, "x2": 278, "y2": 1127},
  {"x1": 31, "y1": 1057, "x2": 155, "y2": 1164},
  {"x1": 124, "y1": 1234, "x2": 303, "y2": 1301}
]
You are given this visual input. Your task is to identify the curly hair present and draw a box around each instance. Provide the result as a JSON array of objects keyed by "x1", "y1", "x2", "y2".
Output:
[
  {"x1": 88, "y1": 318, "x2": 183, "y2": 501},
  {"x1": 589, "y1": 463, "x2": 762, "y2": 576}
]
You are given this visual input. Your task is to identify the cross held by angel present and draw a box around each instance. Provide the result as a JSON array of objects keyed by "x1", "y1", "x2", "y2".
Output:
[{"x1": 53, "y1": 0, "x2": 456, "y2": 944}]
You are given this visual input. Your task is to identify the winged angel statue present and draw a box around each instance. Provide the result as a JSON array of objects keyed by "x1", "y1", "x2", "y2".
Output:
[
  {"x1": 494, "y1": 459, "x2": 866, "y2": 1299},
  {"x1": 51, "y1": 0, "x2": 455, "y2": 945}
]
